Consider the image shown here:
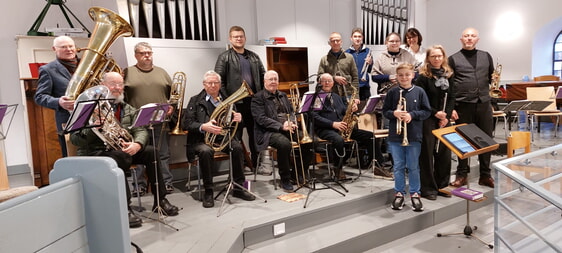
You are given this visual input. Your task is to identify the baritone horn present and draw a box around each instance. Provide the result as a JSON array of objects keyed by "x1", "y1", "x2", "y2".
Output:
[
  {"x1": 205, "y1": 81, "x2": 254, "y2": 151},
  {"x1": 169, "y1": 71, "x2": 187, "y2": 135},
  {"x1": 65, "y1": 7, "x2": 134, "y2": 100},
  {"x1": 289, "y1": 83, "x2": 312, "y2": 144},
  {"x1": 396, "y1": 89, "x2": 409, "y2": 146},
  {"x1": 489, "y1": 62, "x2": 503, "y2": 98}
]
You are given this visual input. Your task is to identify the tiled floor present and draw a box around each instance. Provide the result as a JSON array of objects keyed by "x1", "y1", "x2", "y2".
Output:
[{"x1": 6, "y1": 120, "x2": 561, "y2": 252}]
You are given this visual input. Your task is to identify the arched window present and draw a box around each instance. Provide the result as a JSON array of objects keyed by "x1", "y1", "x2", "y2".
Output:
[{"x1": 554, "y1": 31, "x2": 562, "y2": 78}]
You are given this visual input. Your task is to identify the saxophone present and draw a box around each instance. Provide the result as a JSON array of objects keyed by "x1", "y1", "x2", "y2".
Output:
[
  {"x1": 489, "y1": 62, "x2": 503, "y2": 98},
  {"x1": 340, "y1": 85, "x2": 358, "y2": 141}
]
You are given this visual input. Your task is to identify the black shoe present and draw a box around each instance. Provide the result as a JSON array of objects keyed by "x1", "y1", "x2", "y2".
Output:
[
  {"x1": 422, "y1": 193, "x2": 437, "y2": 201},
  {"x1": 202, "y1": 191, "x2": 214, "y2": 208},
  {"x1": 280, "y1": 179, "x2": 294, "y2": 193},
  {"x1": 129, "y1": 211, "x2": 142, "y2": 228},
  {"x1": 437, "y1": 191, "x2": 452, "y2": 198},
  {"x1": 411, "y1": 193, "x2": 424, "y2": 212},
  {"x1": 391, "y1": 192, "x2": 405, "y2": 210},
  {"x1": 165, "y1": 184, "x2": 175, "y2": 193},
  {"x1": 153, "y1": 198, "x2": 179, "y2": 216},
  {"x1": 131, "y1": 185, "x2": 146, "y2": 197},
  {"x1": 232, "y1": 189, "x2": 256, "y2": 201}
]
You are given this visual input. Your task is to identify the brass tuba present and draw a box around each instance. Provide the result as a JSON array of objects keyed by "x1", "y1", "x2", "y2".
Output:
[
  {"x1": 65, "y1": 7, "x2": 134, "y2": 100},
  {"x1": 75, "y1": 85, "x2": 133, "y2": 151},
  {"x1": 489, "y1": 62, "x2": 503, "y2": 98},
  {"x1": 204, "y1": 81, "x2": 254, "y2": 151},
  {"x1": 169, "y1": 71, "x2": 187, "y2": 135}
]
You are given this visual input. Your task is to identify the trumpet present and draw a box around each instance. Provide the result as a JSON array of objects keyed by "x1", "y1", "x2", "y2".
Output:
[{"x1": 396, "y1": 89, "x2": 409, "y2": 146}]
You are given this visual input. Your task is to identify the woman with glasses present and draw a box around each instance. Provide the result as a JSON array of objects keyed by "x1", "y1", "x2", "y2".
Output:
[
  {"x1": 401, "y1": 28, "x2": 426, "y2": 69},
  {"x1": 415, "y1": 45, "x2": 456, "y2": 200},
  {"x1": 371, "y1": 33, "x2": 416, "y2": 94}
]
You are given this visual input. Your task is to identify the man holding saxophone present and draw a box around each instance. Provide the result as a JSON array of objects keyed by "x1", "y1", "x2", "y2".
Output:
[
  {"x1": 251, "y1": 70, "x2": 314, "y2": 192},
  {"x1": 70, "y1": 72, "x2": 180, "y2": 228},
  {"x1": 312, "y1": 73, "x2": 374, "y2": 180},
  {"x1": 184, "y1": 71, "x2": 255, "y2": 208}
]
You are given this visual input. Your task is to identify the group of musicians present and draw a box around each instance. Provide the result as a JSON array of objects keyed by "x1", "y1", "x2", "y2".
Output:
[{"x1": 34, "y1": 24, "x2": 498, "y2": 227}]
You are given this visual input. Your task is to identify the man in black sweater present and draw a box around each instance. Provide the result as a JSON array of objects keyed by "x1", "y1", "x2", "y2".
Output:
[{"x1": 448, "y1": 27, "x2": 495, "y2": 188}]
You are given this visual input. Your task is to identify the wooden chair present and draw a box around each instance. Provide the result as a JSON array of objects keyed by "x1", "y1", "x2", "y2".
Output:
[
  {"x1": 525, "y1": 86, "x2": 562, "y2": 140},
  {"x1": 506, "y1": 131, "x2": 552, "y2": 191},
  {"x1": 533, "y1": 75, "x2": 560, "y2": 81}
]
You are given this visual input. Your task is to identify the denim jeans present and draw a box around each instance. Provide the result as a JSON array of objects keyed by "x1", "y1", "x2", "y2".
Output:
[{"x1": 388, "y1": 141, "x2": 421, "y2": 195}]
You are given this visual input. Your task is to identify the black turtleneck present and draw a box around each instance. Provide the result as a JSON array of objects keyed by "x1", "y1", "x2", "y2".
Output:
[{"x1": 460, "y1": 49, "x2": 478, "y2": 69}]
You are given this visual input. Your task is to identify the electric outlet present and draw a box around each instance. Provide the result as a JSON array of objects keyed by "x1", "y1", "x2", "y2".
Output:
[{"x1": 273, "y1": 223, "x2": 285, "y2": 237}]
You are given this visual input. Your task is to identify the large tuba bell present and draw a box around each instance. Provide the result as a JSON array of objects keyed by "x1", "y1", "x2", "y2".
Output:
[
  {"x1": 65, "y1": 7, "x2": 134, "y2": 100},
  {"x1": 169, "y1": 71, "x2": 187, "y2": 135},
  {"x1": 204, "y1": 81, "x2": 254, "y2": 151}
]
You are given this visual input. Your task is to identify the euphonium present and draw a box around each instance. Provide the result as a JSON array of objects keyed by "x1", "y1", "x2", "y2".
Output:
[
  {"x1": 289, "y1": 83, "x2": 312, "y2": 144},
  {"x1": 489, "y1": 62, "x2": 503, "y2": 98},
  {"x1": 65, "y1": 7, "x2": 134, "y2": 100},
  {"x1": 76, "y1": 85, "x2": 133, "y2": 150},
  {"x1": 169, "y1": 71, "x2": 187, "y2": 135},
  {"x1": 340, "y1": 85, "x2": 358, "y2": 141},
  {"x1": 204, "y1": 81, "x2": 254, "y2": 151}
]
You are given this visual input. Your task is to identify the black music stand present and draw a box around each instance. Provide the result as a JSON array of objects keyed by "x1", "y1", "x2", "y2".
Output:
[
  {"x1": 294, "y1": 91, "x2": 346, "y2": 208},
  {"x1": 131, "y1": 103, "x2": 179, "y2": 231},
  {"x1": 0, "y1": 104, "x2": 18, "y2": 141},
  {"x1": 433, "y1": 124, "x2": 497, "y2": 249},
  {"x1": 215, "y1": 124, "x2": 267, "y2": 217},
  {"x1": 356, "y1": 95, "x2": 383, "y2": 182}
]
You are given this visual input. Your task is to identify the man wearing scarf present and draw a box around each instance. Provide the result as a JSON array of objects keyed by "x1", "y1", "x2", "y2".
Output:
[{"x1": 35, "y1": 36, "x2": 79, "y2": 157}]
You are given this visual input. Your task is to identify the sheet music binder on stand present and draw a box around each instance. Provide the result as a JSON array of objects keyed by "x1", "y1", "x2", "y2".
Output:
[
  {"x1": 130, "y1": 103, "x2": 179, "y2": 231},
  {"x1": 354, "y1": 95, "x2": 384, "y2": 182},
  {"x1": 0, "y1": 104, "x2": 18, "y2": 190},
  {"x1": 294, "y1": 91, "x2": 346, "y2": 208},
  {"x1": 432, "y1": 123, "x2": 497, "y2": 249},
  {"x1": 62, "y1": 99, "x2": 109, "y2": 133}
]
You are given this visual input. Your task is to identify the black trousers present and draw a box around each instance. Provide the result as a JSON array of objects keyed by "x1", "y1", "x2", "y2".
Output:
[
  {"x1": 316, "y1": 128, "x2": 374, "y2": 168},
  {"x1": 236, "y1": 99, "x2": 258, "y2": 167},
  {"x1": 455, "y1": 101, "x2": 493, "y2": 178},
  {"x1": 420, "y1": 118, "x2": 452, "y2": 196},
  {"x1": 268, "y1": 132, "x2": 314, "y2": 182},
  {"x1": 191, "y1": 140, "x2": 246, "y2": 190},
  {"x1": 92, "y1": 145, "x2": 166, "y2": 207}
]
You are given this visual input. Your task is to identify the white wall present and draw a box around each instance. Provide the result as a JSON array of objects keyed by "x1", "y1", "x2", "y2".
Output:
[
  {"x1": 420, "y1": 0, "x2": 562, "y2": 82},
  {"x1": 2, "y1": 0, "x2": 562, "y2": 172}
]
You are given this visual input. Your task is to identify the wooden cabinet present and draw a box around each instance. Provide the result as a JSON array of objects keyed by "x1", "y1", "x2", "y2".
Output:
[
  {"x1": 22, "y1": 78, "x2": 62, "y2": 186},
  {"x1": 266, "y1": 46, "x2": 309, "y2": 96}
]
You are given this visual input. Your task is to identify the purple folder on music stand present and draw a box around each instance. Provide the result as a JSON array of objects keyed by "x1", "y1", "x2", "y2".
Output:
[
  {"x1": 361, "y1": 95, "x2": 383, "y2": 114},
  {"x1": 298, "y1": 91, "x2": 329, "y2": 113},
  {"x1": 131, "y1": 103, "x2": 170, "y2": 128},
  {"x1": 64, "y1": 100, "x2": 99, "y2": 132},
  {"x1": 0, "y1": 105, "x2": 6, "y2": 124}
]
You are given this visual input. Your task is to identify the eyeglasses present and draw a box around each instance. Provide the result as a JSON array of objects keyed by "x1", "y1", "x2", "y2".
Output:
[
  {"x1": 429, "y1": 55, "x2": 444, "y2": 59},
  {"x1": 135, "y1": 51, "x2": 153, "y2": 56},
  {"x1": 55, "y1": 45, "x2": 75, "y2": 50},
  {"x1": 387, "y1": 40, "x2": 401, "y2": 44},
  {"x1": 266, "y1": 78, "x2": 279, "y2": 82},
  {"x1": 321, "y1": 80, "x2": 334, "y2": 84},
  {"x1": 204, "y1": 81, "x2": 220, "y2": 86},
  {"x1": 329, "y1": 39, "x2": 342, "y2": 43}
]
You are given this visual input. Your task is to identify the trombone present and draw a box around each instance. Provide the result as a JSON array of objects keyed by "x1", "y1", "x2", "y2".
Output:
[{"x1": 287, "y1": 83, "x2": 313, "y2": 185}]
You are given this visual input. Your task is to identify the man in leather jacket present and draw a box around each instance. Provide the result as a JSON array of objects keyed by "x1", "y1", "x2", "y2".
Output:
[{"x1": 215, "y1": 25, "x2": 266, "y2": 168}]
